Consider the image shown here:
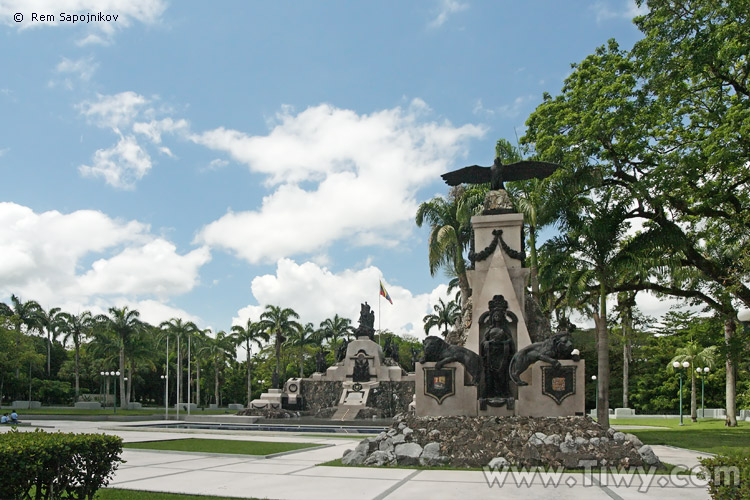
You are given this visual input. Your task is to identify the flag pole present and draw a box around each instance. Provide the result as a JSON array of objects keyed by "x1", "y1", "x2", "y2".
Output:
[{"x1": 378, "y1": 277, "x2": 382, "y2": 347}]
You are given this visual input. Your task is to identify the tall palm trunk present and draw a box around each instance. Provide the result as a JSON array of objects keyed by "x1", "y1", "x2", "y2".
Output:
[
  {"x1": 622, "y1": 304, "x2": 632, "y2": 408},
  {"x1": 74, "y1": 340, "x2": 81, "y2": 398},
  {"x1": 119, "y1": 345, "x2": 126, "y2": 409},
  {"x1": 594, "y1": 283, "x2": 610, "y2": 428},
  {"x1": 47, "y1": 334, "x2": 52, "y2": 376},
  {"x1": 251, "y1": 340, "x2": 253, "y2": 408},
  {"x1": 214, "y1": 365, "x2": 220, "y2": 406},
  {"x1": 528, "y1": 224, "x2": 539, "y2": 297},
  {"x1": 274, "y1": 333, "x2": 282, "y2": 389},
  {"x1": 725, "y1": 319, "x2": 737, "y2": 426},
  {"x1": 196, "y1": 360, "x2": 201, "y2": 407}
]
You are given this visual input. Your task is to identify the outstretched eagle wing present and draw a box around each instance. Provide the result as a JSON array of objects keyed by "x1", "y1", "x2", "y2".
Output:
[
  {"x1": 440, "y1": 165, "x2": 492, "y2": 186},
  {"x1": 503, "y1": 161, "x2": 559, "y2": 182}
]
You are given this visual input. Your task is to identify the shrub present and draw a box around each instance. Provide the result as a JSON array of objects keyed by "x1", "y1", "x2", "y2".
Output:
[
  {"x1": 0, "y1": 429, "x2": 123, "y2": 499},
  {"x1": 699, "y1": 451, "x2": 750, "y2": 500}
]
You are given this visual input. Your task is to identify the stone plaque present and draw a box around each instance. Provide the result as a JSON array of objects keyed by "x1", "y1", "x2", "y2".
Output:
[
  {"x1": 541, "y1": 365, "x2": 576, "y2": 405},
  {"x1": 424, "y1": 367, "x2": 455, "y2": 404}
]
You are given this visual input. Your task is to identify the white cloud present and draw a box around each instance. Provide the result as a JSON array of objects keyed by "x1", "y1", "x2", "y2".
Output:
[
  {"x1": 0, "y1": 202, "x2": 210, "y2": 316},
  {"x1": 1, "y1": 0, "x2": 167, "y2": 42},
  {"x1": 429, "y1": 0, "x2": 468, "y2": 28},
  {"x1": 133, "y1": 118, "x2": 189, "y2": 144},
  {"x1": 78, "y1": 91, "x2": 148, "y2": 129},
  {"x1": 193, "y1": 102, "x2": 484, "y2": 263},
  {"x1": 77, "y1": 92, "x2": 188, "y2": 188},
  {"x1": 49, "y1": 56, "x2": 98, "y2": 89},
  {"x1": 592, "y1": 1, "x2": 648, "y2": 23},
  {"x1": 232, "y1": 258, "x2": 450, "y2": 338},
  {"x1": 79, "y1": 134, "x2": 152, "y2": 189}
]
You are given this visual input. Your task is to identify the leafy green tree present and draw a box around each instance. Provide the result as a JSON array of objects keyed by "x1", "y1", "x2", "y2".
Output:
[
  {"x1": 0, "y1": 295, "x2": 43, "y2": 378},
  {"x1": 422, "y1": 298, "x2": 460, "y2": 337},
  {"x1": 258, "y1": 305, "x2": 302, "y2": 389},
  {"x1": 231, "y1": 319, "x2": 270, "y2": 406},
  {"x1": 199, "y1": 331, "x2": 233, "y2": 406},
  {"x1": 59, "y1": 311, "x2": 93, "y2": 398}
]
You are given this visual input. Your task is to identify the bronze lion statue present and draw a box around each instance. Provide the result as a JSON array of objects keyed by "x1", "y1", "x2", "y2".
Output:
[
  {"x1": 509, "y1": 333, "x2": 574, "y2": 386},
  {"x1": 420, "y1": 336, "x2": 480, "y2": 386}
]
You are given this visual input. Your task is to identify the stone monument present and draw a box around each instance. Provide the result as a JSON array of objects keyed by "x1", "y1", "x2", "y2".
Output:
[{"x1": 416, "y1": 158, "x2": 585, "y2": 418}]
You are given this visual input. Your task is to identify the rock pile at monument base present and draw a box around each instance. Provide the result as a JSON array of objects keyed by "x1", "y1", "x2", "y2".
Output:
[{"x1": 342, "y1": 414, "x2": 663, "y2": 469}]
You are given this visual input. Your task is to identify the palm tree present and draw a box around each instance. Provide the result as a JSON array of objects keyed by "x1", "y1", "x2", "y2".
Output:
[
  {"x1": 0, "y1": 295, "x2": 43, "y2": 377},
  {"x1": 423, "y1": 298, "x2": 460, "y2": 337},
  {"x1": 199, "y1": 331, "x2": 232, "y2": 406},
  {"x1": 318, "y1": 314, "x2": 353, "y2": 348},
  {"x1": 668, "y1": 342, "x2": 718, "y2": 422},
  {"x1": 258, "y1": 305, "x2": 302, "y2": 389},
  {"x1": 59, "y1": 311, "x2": 93, "y2": 398},
  {"x1": 542, "y1": 190, "x2": 636, "y2": 427},
  {"x1": 284, "y1": 322, "x2": 317, "y2": 377},
  {"x1": 38, "y1": 306, "x2": 63, "y2": 377},
  {"x1": 95, "y1": 306, "x2": 143, "y2": 409},
  {"x1": 159, "y1": 318, "x2": 199, "y2": 408},
  {"x1": 416, "y1": 188, "x2": 474, "y2": 310},
  {"x1": 231, "y1": 319, "x2": 270, "y2": 406}
]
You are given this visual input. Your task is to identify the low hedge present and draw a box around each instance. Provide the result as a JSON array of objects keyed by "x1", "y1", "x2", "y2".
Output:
[
  {"x1": 0, "y1": 429, "x2": 124, "y2": 499},
  {"x1": 699, "y1": 451, "x2": 750, "y2": 500}
]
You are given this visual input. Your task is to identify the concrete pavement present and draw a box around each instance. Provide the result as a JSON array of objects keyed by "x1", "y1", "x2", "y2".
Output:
[{"x1": 1, "y1": 419, "x2": 712, "y2": 499}]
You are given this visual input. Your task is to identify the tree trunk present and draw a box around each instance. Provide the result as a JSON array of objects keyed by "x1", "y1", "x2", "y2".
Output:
[
  {"x1": 196, "y1": 360, "x2": 201, "y2": 407},
  {"x1": 74, "y1": 340, "x2": 80, "y2": 398},
  {"x1": 595, "y1": 284, "x2": 610, "y2": 428},
  {"x1": 690, "y1": 369, "x2": 697, "y2": 422},
  {"x1": 46, "y1": 332, "x2": 51, "y2": 377},
  {"x1": 214, "y1": 366, "x2": 220, "y2": 407},
  {"x1": 274, "y1": 333, "x2": 282, "y2": 389},
  {"x1": 127, "y1": 366, "x2": 133, "y2": 404},
  {"x1": 299, "y1": 352, "x2": 304, "y2": 378},
  {"x1": 251, "y1": 340, "x2": 253, "y2": 408},
  {"x1": 528, "y1": 225, "x2": 539, "y2": 297},
  {"x1": 725, "y1": 319, "x2": 737, "y2": 426},
  {"x1": 119, "y1": 345, "x2": 126, "y2": 409},
  {"x1": 623, "y1": 340, "x2": 629, "y2": 409}
]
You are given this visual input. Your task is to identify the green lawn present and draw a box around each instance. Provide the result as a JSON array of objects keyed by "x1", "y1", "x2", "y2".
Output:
[
  {"x1": 626, "y1": 419, "x2": 750, "y2": 455},
  {"x1": 96, "y1": 489, "x2": 257, "y2": 500},
  {"x1": 124, "y1": 438, "x2": 320, "y2": 455}
]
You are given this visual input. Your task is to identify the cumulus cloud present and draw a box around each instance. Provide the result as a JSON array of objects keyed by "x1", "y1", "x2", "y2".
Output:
[
  {"x1": 429, "y1": 0, "x2": 468, "y2": 28},
  {"x1": 232, "y1": 258, "x2": 450, "y2": 338},
  {"x1": 79, "y1": 134, "x2": 152, "y2": 189},
  {"x1": 78, "y1": 91, "x2": 148, "y2": 129},
  {"x1": 0, "y1": 202, "x2": 210, "y2": 320},
  {"x1": 76, "y1": 92, "x2": 188, "y2": 188},
  {"x1": 193, "y1": 102, "x2": 484, "y2": 263}
]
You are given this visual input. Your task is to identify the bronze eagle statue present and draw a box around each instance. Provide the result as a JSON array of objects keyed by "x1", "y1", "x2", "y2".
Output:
[{"x1": 441, "y1": 158, "x2": 559, "y2": 190}]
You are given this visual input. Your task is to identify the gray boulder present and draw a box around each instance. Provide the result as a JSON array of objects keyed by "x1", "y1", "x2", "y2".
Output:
[
  {"x1": 364, "y1": 450, "x2": 395, "y2": 466},
  {"x1": 543, "y1": 434, "x2": 562, "y2": 446},
  {"x1": 392, "y1": 434, "x2": 406, "y2": 445},
  {"x1": 488, "y1": 457, "x2": 510, "y2": 468},
  {"x1": 419, "y1": 442, "x2": 444, "y2": 466},
  {"x1": 638, "y1": 445, "x2": 661, "y2": 466},
  {"x1": 612, "y1": 432, "x2": 626, "y2": 442},
  {"x1": 395, "y1": 442, "x2": 423, "y2": 466},
  {"x1": 528, "y1": 432, "x2": 546, "y2": 446},
  {"x1": 342, "y1": 440, "x2": 370, "y2": 465},
  {"x1": 625, "y1": 433, "x2": 643, "y2": 448}
]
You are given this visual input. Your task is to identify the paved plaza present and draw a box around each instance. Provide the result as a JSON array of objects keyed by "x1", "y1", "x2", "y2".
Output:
[{"x1": 1, "y1": 419, "x2": 712, "y2": 499}]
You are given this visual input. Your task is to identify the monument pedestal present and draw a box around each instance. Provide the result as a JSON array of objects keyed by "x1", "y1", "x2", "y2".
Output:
[
  {"x1": 415, "y1": 362, "x2": 477, "y2": 417},
  {"x1": 248, "y1": 388, "x2": 282, "y2": 410},
  {"x1": 516, "y1": 360, "x2": 585, "y2": 417}
]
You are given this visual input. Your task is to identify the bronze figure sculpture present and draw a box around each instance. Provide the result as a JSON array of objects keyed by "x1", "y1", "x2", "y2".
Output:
[
  {"x1": 441, "y1": 158, "x2": 559, "y2": 191},
  {"x1": 478, "y1": 295, "x2": 516, "y2": 400}
]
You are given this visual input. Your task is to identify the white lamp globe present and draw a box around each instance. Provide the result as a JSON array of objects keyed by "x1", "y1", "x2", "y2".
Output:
[
  {"x1": 682, "y1": 361, "x2": 690, "y2": 368},
  {"x1": 672, "y1": 361, "x2": 680, "y2": 368}
]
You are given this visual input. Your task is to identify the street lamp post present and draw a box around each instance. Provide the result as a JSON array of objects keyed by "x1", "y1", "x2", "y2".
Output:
[
  {"x1": 673, "y1": 361, "x2": 689, "y2": 425},
  {"x1": 100, "y1": 371, "x2": 120, "y2": 414},
  {"x1": 696, "y1": 367, "x2": 710, "y2": 419},
  {"x1": 160, "y1": 375, "x2": 168, "y2": 420},
  {"x1": 591, "y1": 375, "x2": 597, "y2": 418}
]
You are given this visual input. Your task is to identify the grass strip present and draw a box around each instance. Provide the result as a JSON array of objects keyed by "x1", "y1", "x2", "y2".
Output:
[
  {"x1": 124, "y1": 438, "x2": 319, "y2": 455},
  {"x1": 13, "y1": 408, "x2": 234, "y2": 416},
  {"x1": 97, "y1": 488, "x2": 255, "y2": 499}
]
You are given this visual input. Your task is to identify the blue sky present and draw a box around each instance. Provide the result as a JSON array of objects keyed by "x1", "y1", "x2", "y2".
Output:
[{"x1": 0, "y1": 0, "x2": 657, "y2": 338}]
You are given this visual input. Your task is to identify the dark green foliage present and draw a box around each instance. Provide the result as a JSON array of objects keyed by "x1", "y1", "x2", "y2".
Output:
[
  {"x1": 0, "y1": 429, "x2": 123, "y2": 500},
  {"x1": 699, "y1": 451, "x2": 750, "y2": 500}
]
